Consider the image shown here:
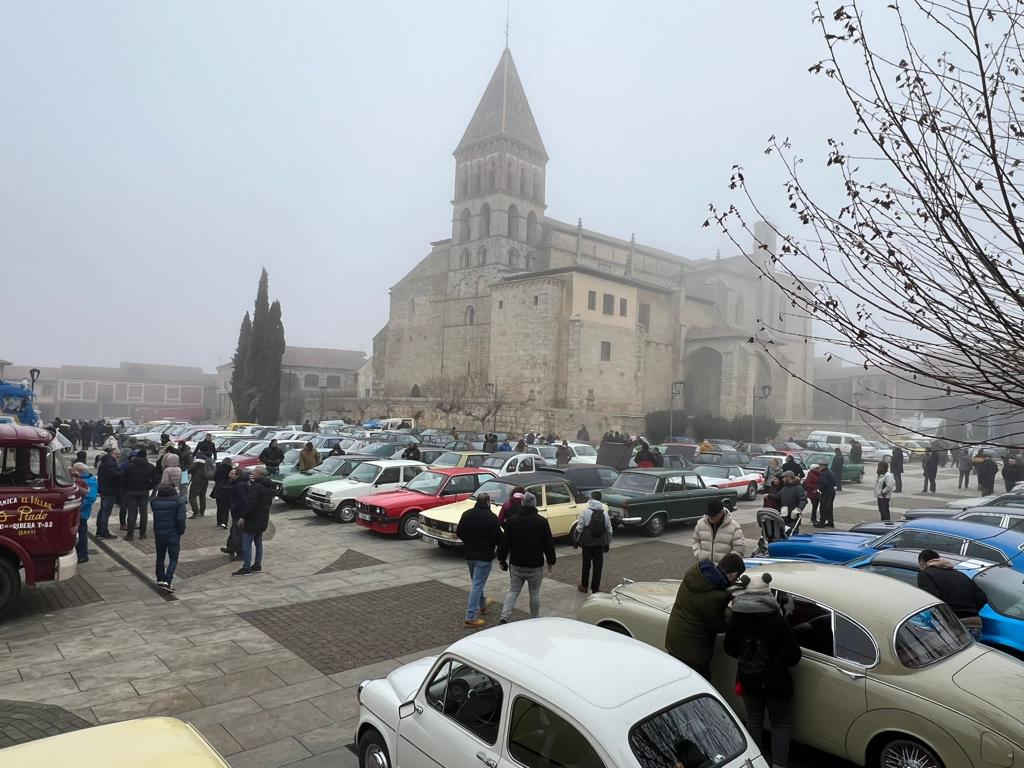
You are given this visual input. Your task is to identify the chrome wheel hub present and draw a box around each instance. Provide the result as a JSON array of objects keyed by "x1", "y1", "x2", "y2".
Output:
[
  {"x1": 882, "y1": 741, "x2": 940, "y2": 768},
  {"x1": 365, "y1": 744, "x2": 389, "y2": 768}
]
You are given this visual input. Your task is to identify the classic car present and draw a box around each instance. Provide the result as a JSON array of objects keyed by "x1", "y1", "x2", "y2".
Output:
[
  {"x1": 601, "y1": 469, "x2": 737, "y2": 537},
  {"x1": 355, "y1": 467, "x2": 495, "y2": 539},
  {"x1": 904, "y1": 505, "x2": 1024, "y2": 528},
  {"x1": 430, "y1": 450, "x2": 489, "y2": 468},
  {"x1": 692, "y1": 449, "x2": 752, "y2": 466},
  {"x1": 417, "y1": 472, "x2": 584, "y2": 543},
  {"x1": 768, "y1": 518, "x2": 1024, "y2": 573},
  {"x1": 275, "y1": 455, "x2": 375, "y2": 504},
  {"x1": 478, "y1": 451, "x2": 542, "y2": 476},
  {"x1": 525, "y1": 443, "x2": 557, "y2": 464},
  {"x1": 802, "y1": 450, "x2": 865, "y2": 483},
  {"x1": 443, "y1": 439, "x2": 483, "y2": 451},
  {"x1": 0, "y1": 717, "x2": 229, "y2": 767},
  {"x1": 383, "y1": 444, "x2": 448, "y2": 465},
  {"x1": 578, "y1": 561, "x2": 1024, "y2": 768},
  {"x1": 231, "y1": 439, "x2": 307, "y2": 470},
  {"x1": 305, "y1": 460, "x2": 426, "y2": 522},
  {"x1": 944, "y1": 487, "x2": 1024, "y2": 510},
  {"x1": 693, "y1": 464, "x2": 763, "y2": 501},
  {"x1": 536, "y1": 463, "x2": 620, "y2": 493},
  {"x1": 844, "y1": 548, "x2": 1024, "y2": 656},
  {"x1": 354, "y1": 618, "x2": 768, "y2": 768}
]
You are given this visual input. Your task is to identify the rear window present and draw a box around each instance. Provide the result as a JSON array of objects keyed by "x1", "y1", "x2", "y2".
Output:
[
  {"x1": 976, "y1": 566, "x2": 1024, "y2": 618},
  {"x1": 895, "y1": 604, "x2": 971, "y2": 668},
  {"x1": 629, "y1": 695, "x2": 747, "y2": 768}
]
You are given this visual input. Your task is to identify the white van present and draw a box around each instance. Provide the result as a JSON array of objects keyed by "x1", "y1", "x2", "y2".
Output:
[{"x1": 806, "y1": 430, "x2": 877, "y2": 461}]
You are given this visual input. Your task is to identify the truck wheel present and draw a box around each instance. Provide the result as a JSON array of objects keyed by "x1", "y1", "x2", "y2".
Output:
[
  {"x1": 399, "y1": 512, "x2": 421, "y2": 540},
  {"x1": 336, "y1": 502, "x2": 358, "y2": 524},
  {"x1": 642, "y1": 513, "x2": 666, "y2": 537},
  {"x1": 359, "y1": 728, "x2": 391, "y2": 768},
  {"x1": 0, "y1": 557, "x2": 21, "y2": 615},
  {"x1": 744, "y1": 482, "x2": 758, "y2": 501}
]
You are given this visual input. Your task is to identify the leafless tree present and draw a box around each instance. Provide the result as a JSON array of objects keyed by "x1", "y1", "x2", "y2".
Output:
[
  {"x1": 710, "y1": 1, "x2": 1024, "y2": 445},
  {"x1": 426, "y1": 376, "x2": 470, "y2": 428}
]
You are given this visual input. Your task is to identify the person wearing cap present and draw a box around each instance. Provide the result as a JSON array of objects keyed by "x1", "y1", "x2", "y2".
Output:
[
  {"x1": 691, "y1": 500, "x2": 747, "y2": 563},
  {"x1": 664, "y1": 552, "x2": 746, "y2": 680},
  {"x1": 917, "y1": 549, "x2": 987, "y2": 638},
  {"x1": 574, "y1": 491, "x2": 612, "y2": 594},
  {"x1": 151, "y1": 483, "x2": 187, "y2": 592},
  {"x1": 456, "y1": 493, "x2": 503, "y2": 629},
  {"x1": 71, "y1": 462, "x2": 98, "y2": 564},
  {"x1": 816, "y1": 460, "x2": 837, "y2": 528},
  {"x1": 496, "y1": 491, "x2": 556, "y2": 623},
  {"x1": 777, "y1": 471, "x2": 807, "y2": 522},
  {"x1": 724, "y1": 572, "x2": 801, "y2": 768}
]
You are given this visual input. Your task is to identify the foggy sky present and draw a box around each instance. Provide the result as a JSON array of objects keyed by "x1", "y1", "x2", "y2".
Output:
[{"x1": 1, "y1": 1, "x2": 850, "y2": 371}]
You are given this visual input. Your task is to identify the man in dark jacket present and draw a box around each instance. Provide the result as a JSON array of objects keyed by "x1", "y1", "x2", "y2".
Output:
[
  {"x1": 664, "y1": 552, "x2": 746, "y2": 680},
  {"x1": 221, "y1": 468, "x2": 249, "y2": 559},
  {"x1": 212, "y1": 458, "x2": 234, "y2": 529},
  {"x1": 1002, "y1": 456, "x2": 1023, "y2": 493},
  {"x1": 832, "y1": 448, "x2": 845, "y2": 492},
  {"x1": 724, "y1": 572, "x2": 801, "y2": 768},
  {"x1": 259, "y1": 439, "x2": 285, "y2": 476},
  {"x1": 889, "y1": 445, "x2": 904, "y2": 492},
  {"x1": 233, "y1": 466, "x2": 274, "y2": 575},
  {"x1": 123, "y1": 451, "x2": 158, "y2": 540},
  {"x1": 976, "y1": 453, "x2": 999, "y2": 495},
  {"x1": 780, "y1": 456, "x2": 804, "y2": 479},
  {"x1": 849, "y1": 439, "x2": 862, "y2": 463},
  {"x1": 188, "y1": 455, "x2": 210, "y2": 518},
  {"x1": 456, "y1": 493, "x2": 503, "y2": 628},
  {"x1": 497, "y1": 492, "x2": 556, "y2": 623},
  {"x1": 401, "y1": 443, "x2": 422, "y2": 461},
  {"x1": 778, "y1": 472, "x2": 807, "y2": 520},
  {"x1": 150, "y1": 484, "x2": 186, "y2": 593},
  {"x1": 923, "y1": 449, "x2": 939, "y2": 493},
  {"x1": 816, "y1": 461, "x2": 837, "y2": 528},
  {"x1": 555, "y1": 440, "x2": 573, "y2": 465},
  {"x1": 195, "y1": 434, "x2": 218, "y2": 460},
  {"x1": 917, "y1": 550, "x2": 987, "y2": 637},
  {"x1": 95, "y1": 448, "x2": 122, "y2": 539}
]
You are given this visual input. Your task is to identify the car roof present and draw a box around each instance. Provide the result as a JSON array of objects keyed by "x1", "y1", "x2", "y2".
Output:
[
  {"x1": 620, "y1": 468, "x2": 693, "y2": 476},
  {"x1": 447, "y1": 618, "x2": 696, "y2": 710},
  {"x1": 444, "y1": 450, "x2": 488, "y2": 456},
  {"x1": 865, "y1": 548, "x2": 975, "y2": 569},
  {"x1": 958, "y1": 506, "x2": 1024, "y2": 518},
  {"x1": 479, "y1": 471, "x2": 572, "y2": 487},
  {"x1": 0, "y1": 424, "x2": 56, "y2": 446},
  {"x1": 365, "y1": 459, "x2": 426, "y2": 468},
  {"x1": 904, "y1": 517, "x2": 1024, "y2": 542},
  {"x1": 425, "y1": 466, "x2": 494, "y2": 476}
]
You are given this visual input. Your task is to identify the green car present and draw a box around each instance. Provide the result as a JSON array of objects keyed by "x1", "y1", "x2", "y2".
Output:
[
  {"x1": 275, "y1": 455, "x2": 374, "y2": 505},
  {"x1": 802, "y1": 451, "x2": 865, "y2": 483},
  {"x1": 603, "y1": 468, "x2": 737, "y2": 537}
]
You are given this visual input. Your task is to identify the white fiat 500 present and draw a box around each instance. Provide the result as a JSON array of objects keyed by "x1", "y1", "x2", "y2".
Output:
[{"x1": 355, "y1": 617, "x2": 767, "y2": 768}]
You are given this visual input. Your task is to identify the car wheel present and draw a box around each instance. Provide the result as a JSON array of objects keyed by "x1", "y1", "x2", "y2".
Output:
[
  {"x1": 745, "y1": 482, "x2": 758, "y2": 501},
  {"x1": 399, "y1": 512, "x2": 421, "y2": 540},
  {"x1": 359, "y1": 728, "x2": 391, "y2": 768},
  {"x1": 642, "y1": 513, "x2": 666, "y2": 537},
  {"x1": 858, "y1": 471, "x2": 865, "y2": 483},
  {"x1": 0, "y1": 557, "x2": 21, "y2": 615},
  {"x1": 336, "y1": 502, "x2": 358, "y2": 524},
  {"x1": 877, "y1": 737, "x2": 944, "y2": 768},
  {"x1": 722, "y1": 497, "x2": 736, "y2": 512}
]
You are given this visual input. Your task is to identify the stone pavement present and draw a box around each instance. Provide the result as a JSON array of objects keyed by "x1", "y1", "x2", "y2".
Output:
[{"x1": 0, "y1": 467, "x2": 970, "y2": 766}]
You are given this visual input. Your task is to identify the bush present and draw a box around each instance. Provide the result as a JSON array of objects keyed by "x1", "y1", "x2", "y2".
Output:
[
  {"x1": 690, "y1": 414, "x2": 734, "y2": 442},
  {"x1": 730, "y1": 413, "x2": 780, "y2": 444},
  {"x1": 643, "y1": 410, "x2": 689, "y2": 444}
]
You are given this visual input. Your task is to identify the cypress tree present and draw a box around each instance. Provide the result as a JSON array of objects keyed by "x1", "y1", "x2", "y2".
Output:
[
  {"x1": 244, "y1": 269, "x2": 271, "y2": 421},
  {"x1": 229, "y1": 312, "x2": 252, "y2": 421},
  {"x1": 260, "y1": 300, "x2": 286, "y2": 424}
]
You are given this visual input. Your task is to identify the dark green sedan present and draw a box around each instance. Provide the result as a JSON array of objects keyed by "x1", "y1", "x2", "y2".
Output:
[
  {"x1": 602, "y1": 469, "x2": 737, "y2": 537},
  {"x1": 802, "y1": 451, "x2": 865, "y2": 483}
]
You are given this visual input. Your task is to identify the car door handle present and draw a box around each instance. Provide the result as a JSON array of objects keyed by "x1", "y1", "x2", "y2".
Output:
[
  {"x1": 836, "y1": 667, "x2": 865, "y2": 680},
  {"x1": 476, "y1": 752, "x2": 498, "y2": 768}
]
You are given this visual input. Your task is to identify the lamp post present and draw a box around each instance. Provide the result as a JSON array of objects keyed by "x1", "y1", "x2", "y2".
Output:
[
  {"x1": 752, "y1": 384, "x2": 773, "y2": 444},
  {"x1": 319, "y1": 385, "x2": 326, "y2": 421},
  {"x1": 669, "y1": 380, "x2": 685, "y2": 443}
]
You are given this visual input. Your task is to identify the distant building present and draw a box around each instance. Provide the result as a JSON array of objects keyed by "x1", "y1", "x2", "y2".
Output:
[
  {"x1": 2, "y1": 362, "x2": 217, "y2": 422},
  {"x1": 216, "y1": 346, "x2": 367, "y2": 422},
  {"x1": 356, "y1": 357, "x2": 375, "y2": 400}
]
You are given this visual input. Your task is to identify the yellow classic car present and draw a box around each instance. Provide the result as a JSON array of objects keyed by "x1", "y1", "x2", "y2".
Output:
[
  {"x1": 428, "y1": 450, "x2": 490, "y2": 469},
  {"x1": 0, "y1": 717, "x2": 229, "y2": 767},
  {"x1": 578, "y1": 560, "x2": 1024, "y2": 768},
  {"x1": 417, "y1": 472, "x2": 583, "y2": 543}
]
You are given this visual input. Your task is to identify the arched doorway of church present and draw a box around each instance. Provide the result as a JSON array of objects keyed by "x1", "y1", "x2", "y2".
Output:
[
  {"x1": 684, "y1": 347, "x2": 724, "y2": 417},
  {"x1": 410, "y1": 384, "x2": 421, "y2": 398}
]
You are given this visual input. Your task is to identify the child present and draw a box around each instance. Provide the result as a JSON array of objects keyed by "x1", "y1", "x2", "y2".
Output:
[{"x1": 72, "y1": 462, "x2": 98, "y2": 564}]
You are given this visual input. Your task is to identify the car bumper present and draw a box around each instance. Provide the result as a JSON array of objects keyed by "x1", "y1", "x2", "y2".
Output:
[
  {"x1": 54, "y1": 550, "x2": 78, "y2": 582},
  {"x1": 355, "y1": 513, "x2": 399, "y2": 534},
  {"x1": 418, "y1": 526, "x2": 462, "y2": 545},
  {"x1": 306, "y1": 497, "x2": 334, "y2": 512}
]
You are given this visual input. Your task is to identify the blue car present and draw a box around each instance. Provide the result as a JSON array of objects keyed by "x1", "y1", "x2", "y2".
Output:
[
  {"x1": 843, "y1": 548, "x2": 1024, "y2": 657},
  {"x1": 767, "y1": 518, "x2": 1024, "y2": 573}
]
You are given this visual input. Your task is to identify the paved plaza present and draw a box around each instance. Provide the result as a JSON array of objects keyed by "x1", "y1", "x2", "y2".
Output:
[{"x1": 0, "y1": 465, "x2": 979, "y2": 766}]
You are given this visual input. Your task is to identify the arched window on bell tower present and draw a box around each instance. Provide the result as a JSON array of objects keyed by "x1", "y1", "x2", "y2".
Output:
[
  {"x1": 520, "y1": 167, "x2": 528, "y2": 197},
  {"x1": 485, "y1": 161, "x2": 496, "y2": 190},
  {"x1": 527, "y1": 211, "x2": 539, "y2": 245},
  {"x1": 479, "y1": 203, "x2": 491, "y2": 238},
  {"x1": 508, "y1": 204, "x2": 520, "y2": 240},
  {"x1": 472, "y1": 164, "x2": 481, "y2": 195},
  {"x1": 459, "y1": 208, "x2": 471, "y2": 242}
]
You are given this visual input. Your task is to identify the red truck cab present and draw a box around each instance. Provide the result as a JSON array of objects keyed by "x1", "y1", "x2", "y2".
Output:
[
  {"x1": 0, "y1": 425, "x2": 82, "y2": 615},
  {"x1": 355, "y1": 467, "x2": 495, "y2": 539}
]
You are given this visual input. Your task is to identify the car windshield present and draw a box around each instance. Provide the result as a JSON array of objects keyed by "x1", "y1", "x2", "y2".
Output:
[
  {"x1": 312, "y1": 457, "x2": 346, "y2": 475},
  {"x1": 532, "y1": 445, "x2": 556, "y2": 458},
  {"x1": 573, "y1": 444, "x2": 597, "y2": 456},
  {"x1": 895, "y1": 603, "x2": 972, "y2": 668},
  {"x1": 347, "y1": 463, "x2": 381, "y2": 484},
  {"x1": 473, "y1": 480, "x2": 513, "y2": 505},
  {"x1": 242, "y1": 442, "x2": 269, "y2": 457},
  {"x1": 404, "y1": 471, "x2": 446, "y2": 495},
  {"x1": 362, "y1": 443, "x2": 398, "y2": 457},
  {"x1": 747, "y1": 457, "x2": 769, "y2": 468},
  {"x1": 695, "y1": 466, "x2": 730, "y2": 479},
  {"x1": 975, "y1": 566, "x2": 1024, "y2": 618},
  {"x1": 612, "y1": 473, "x2": 660, "y2": 494},
  {"x1": 629, "y1": 694, "x2": 747, "y2": 768},
  {"x1": 282, "y1": 449, "x2": 302, "y2": 464},
  {"x1": 432, "y1": 452, "x2": 462, "y2": 467},
  {"x1": 481, "y1": 456, "x2": 507, "y2": 469}
]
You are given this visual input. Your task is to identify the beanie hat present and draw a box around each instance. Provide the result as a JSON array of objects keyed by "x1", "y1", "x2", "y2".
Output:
[
  {"x1": 587, "y1": 498, "x2": 604, "y2": 512},
  {"x1": 746, "y1": 572, "x2": 773, "y2": 593},
  {"x1": 522, "y1": 491, "x2": 537, "y2": 507}
]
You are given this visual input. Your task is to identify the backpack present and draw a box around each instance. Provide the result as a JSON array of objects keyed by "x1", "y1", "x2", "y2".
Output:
[
  {"x1": 586, "y1": 508, "x2": 607, "y2": 541},
  {"x1": 737, "y1": 635, "x2": 771, "y2": 688}
]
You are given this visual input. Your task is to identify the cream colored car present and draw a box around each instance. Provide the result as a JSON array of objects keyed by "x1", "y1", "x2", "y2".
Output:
[
  {"x1": 418, "y1": 473, "x2": 581, "y2": 543},
  {"x1": 577, "y1": 560, "x2": 1024, "y2": 768}
]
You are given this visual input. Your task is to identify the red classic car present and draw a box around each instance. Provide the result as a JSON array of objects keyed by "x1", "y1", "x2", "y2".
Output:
[{"x1": 355, "y1": 467, "x2": 495, "y2": 539}]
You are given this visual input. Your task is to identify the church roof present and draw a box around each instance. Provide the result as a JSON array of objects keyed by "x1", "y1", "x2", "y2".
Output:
[{"x1": 456, "y1": 49, "x2": 547, "y2": 160}]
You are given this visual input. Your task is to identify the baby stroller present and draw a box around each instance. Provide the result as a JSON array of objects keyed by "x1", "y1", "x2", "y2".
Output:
[{"x1": 753, "y1": 507, "x2": 803, "y2": 556}]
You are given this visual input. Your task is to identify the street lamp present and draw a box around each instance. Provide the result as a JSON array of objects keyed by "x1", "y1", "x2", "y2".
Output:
[
  {"x1": 669, "y1": 380, "x2": 685, "y2": 443},
  {"x1": 752, "y1": 384, "x2": 773, "y2": 443},
  {"x1": 319, "y1": 385, "x2": 327, "y2": 421}
]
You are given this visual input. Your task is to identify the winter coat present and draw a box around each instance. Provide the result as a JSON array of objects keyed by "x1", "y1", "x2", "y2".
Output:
[
  {"x1": 818, "y1": 468, "x2": 837, "y2": 496},
  {"x1": 195, "y1": 439, "x2": 217, "y2": 459},
  {"x1": 555, "y1": 445, "x2": 573, "y2": 464},
  {"x1": 96, "y1": 453, "x2": 122, "y2": 496},
  {"x1": 297, "y1": 447, "x2": 320, "y2": 471},
  {"x1": 213, "y1": 462, "x2": 234, "y2": 499},
  {"x1": 762, "y1": 481, "x2": 782, "y2": 511},
  {"x1": 924, "y1": 452, "x2": 940, "y2": 477},
  {"x1": 691, "y1": 512, "x2": 746, "y2": 562},
  {"x1": 497, "y1": 499, "x2": 522, "y2": 527},
  {"x1": 102, "y1": 435, "x2": 119, "y2": 451},
  {"x1": 802, "y1": 468, "x2": 821, "y2": 501},
  {"x1": 123, "y1": 455, "x2": 159, "y2": 493},
  {"x1": 241, "y1": 475, "x2": 275, "y2": 533},
  {"x1": 778, "y1": 483, "x2": 807, "y2": 512},
  {"x1": 723, "y1": 591, "x2": 802, "y2": 697},
  {"x1": 160, "y1": 454, "x2": 182, "y2": 491},
  {"x1": 849, "y1": 442, "x2": 862, "y2": 463},
  {"x1": 958, "y1": 453, "x2": 974, "y2": 473},
  {"x1": 918, "y1": 559, "x2": 987, "y2": 619},
  {"x1": 1001, "y1": 461, "x2": 1023, "y2": 487},
  {"x1": 832, "y1": 452, "x2": 845, "y2": 476},
  {"x1": 889, "y1": 447, "x2": 904, "y2": 473},
  {"x1": 781, "y1": 458, "x2": 804, "y2": 478},
  {"x1": 400, "y1": 445, "x2": 421, "y2": 462},
  {"x1": 79, "y1": 472, "x2": 98, "y2": 518},
  {"x1": 873, "y1": 471, "x2": 896, "y2": 499},
  {"x1": 576, "y1": 502, "x2": 612, "y2": 548},
  {"x1": 664, "y1": 561, "x2": 732, "y2": 668},
  {"x1": 259, "y1": 446, "x2": 285, "y2": 468},
  {"x1": 150, "y1": 495, "x2": 187, "y2": 541},
  {"x1": 496, "y1": 505, "x2": 556, "y2": 568},
  {"x1": 976, "y1": 458, "x2": 999, "y2": 487},
  {"x1": 230, "y1": 474, "x2": 250, "y2": 517},
  {"x1": 456, "y1": 501, "x2": 503, "y2": 562}
]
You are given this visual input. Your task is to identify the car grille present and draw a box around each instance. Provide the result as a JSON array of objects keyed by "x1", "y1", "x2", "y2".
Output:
[
  {"x1": 419, "y1": 515, "x2": 457, "y2": 534},
  {"x1": 359, "y1": 502, "x2": 384, "y2": 516},
  {"x1": 308, "y1": 491, "x2": 330, "y2": 503}
]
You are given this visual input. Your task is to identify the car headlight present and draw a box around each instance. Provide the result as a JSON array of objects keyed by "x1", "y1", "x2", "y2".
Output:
[{"x1": 357, "y1": 680, "x2": 368, "y2": 703}]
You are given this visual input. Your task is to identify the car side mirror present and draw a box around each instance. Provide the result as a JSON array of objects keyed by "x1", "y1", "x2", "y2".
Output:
[{"x1": 398, "y1": 701, "x2": 419, "y2": 719}]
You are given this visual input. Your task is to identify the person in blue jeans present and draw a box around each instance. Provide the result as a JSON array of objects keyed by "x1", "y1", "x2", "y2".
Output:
[
  {"x1": 233, "y1": 466, "x2": 274, "y2": 576},
  {"x1": 72, "y1": 462, "x2": 98, "y2": 564},
  {"x1": 456, "y1": 493, "x2": 502, "y2": 628},
  {"x1": 95, "y1": 447, "x2": 121, "y2": 539},
  {"x1": 150, "y1": 484, "x2": 187, "y2": 593}
]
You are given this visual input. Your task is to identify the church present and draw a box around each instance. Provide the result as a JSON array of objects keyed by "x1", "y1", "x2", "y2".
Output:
[{"x1": 372, "y1": 48, "x2": 814, "y2": 435}]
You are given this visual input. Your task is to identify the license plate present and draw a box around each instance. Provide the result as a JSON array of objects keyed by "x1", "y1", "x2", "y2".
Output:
[{"x1": 358, "y1": 512, "x2": 372, "y2": 521}]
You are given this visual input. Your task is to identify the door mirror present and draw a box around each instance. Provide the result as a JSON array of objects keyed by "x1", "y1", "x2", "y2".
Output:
[{"x1": 399, "y1": 700, "x2": 418, "y2": 719}]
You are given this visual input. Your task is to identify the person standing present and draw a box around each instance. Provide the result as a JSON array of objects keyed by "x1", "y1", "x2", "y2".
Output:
[
  {"x1": 456, "y1": 493, "x2": 502, "y2": 628},
  {"x1": 575, "y1": 492, "x2": 612, "y2": 594},
  {"x1": 72, "y1": 462, "x2": 98, "y2": 564},
  {"x1": 299, "y1": 441, "x2": 322, "y2": 470},
  {"x1": 762, "y1": 475, "x2": 783, "y2": 511},
  {"x1": 302, "y1": 419, "x2": 312, "y2": 433},
  {"x1": 778, "y1": 472, "x2": 807, "y2": 521},
  {"x1": 555, "y1": 440, "x2": 573, "y2": 465},
  {"x1": 958, "y1": 449, "x2": 974, "y2": 489},
  {"x1": 724, "y1": 572, "x2": 801, "y2": 768},
  {"x1": 160, "y1": 453, "x2": 182, "y2": 494},
  {"x1": 849, "y1": 439, "x2": 862, "y2": 463},
  {"x1": 151, "y1": 484, "x2": 187, "y2": 593},
  {"x1": 691, "y1": 500, "x2": 747, "y2": 562},
  {"x1": 400, "y1": 442, "x2": 421, "y2": 462},
  {"x1": 188, "y1": 454, "x2": 210, "y2": 518},
  {"x1": 976, "y1": 452, "x2": 999, "y2": 496},
  {"x1": 576, "y1": 424, "x2": 590, "y2": 442},
  {"x1": 832, "y1": 448, "x2": 845, "y2": 492},
  {"x1": 802, "y1": 464, "x2": 821, "y2": 525},
  {"x1": 259, "y1": 439, "x2": 285, "y2": 476},
  {"x1": 233, "y1": 466, "x2": 274, "y2": 575},
  {"x1": 496, "y1": 491, "x2": 556, "y2": 623},
  {"x1": 497, "y1": 487, "x2": 525, "y2": 527},
  {"x1": 922, "y1": 449, "x2": 939, "y2": 493},
  {"x1": 212, "y1": 457, "x2": 234, "y2": 529},
  {"x1": 195, "y1": 433, "x2": 218, "y2": 460},
  {"x1": 780, "y1": 455, "x2": 804, "y2": 479},
  {"x1": 222, "y1": 467, "x2": 249, "y2": 559},
  {"x1": 123, "y1": 450, "x2": 158, "y2": 540},
  {"x1": 634, "y1": 441, "x2": 655, "y2": 468},
  {"x1": 80, "y1": 420, "x2": 92, "y2": 451},
  {"x1": 664, "y1": 553, "x2": 747, "y2": 680},
  {"x1": 874, "y1": 461, "x2": 896, "y2": 521},
  {"x1": 95, "y1": 448, "x2": 121, "y2": 540},
  {"x1": 68, "y1": 419, "x2": 80, "y2": 450},
  {"x1": 917, "y1": 550, "x2": 987, "y2": 638},
  {"x1": 889, "y1": 444, "x2": 904, "y2": 493},
  {"x1": 816, "y1": 460, "x2": 837, "y2": 528},
  {"x1": 1001, "y1": 456, "x2": 1022, "y2": 493}
]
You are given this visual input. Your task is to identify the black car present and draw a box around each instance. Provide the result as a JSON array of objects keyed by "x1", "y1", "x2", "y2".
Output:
[
  {"x1": 693, "y1": 450, "x2": 751, "y2": 466},
  {"x1": 537, "y1": 464, "x2": 620, "y2": 494}
]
